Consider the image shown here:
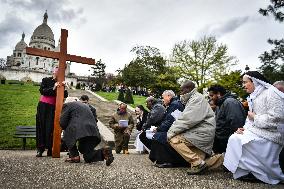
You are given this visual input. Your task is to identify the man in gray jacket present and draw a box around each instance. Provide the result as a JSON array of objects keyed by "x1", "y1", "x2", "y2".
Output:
[
  {"x1": 168, "y1": 81, "x2": 223, "y2": 175},
  {"x1": 60, "y1": 100, "x2": 114, "y2": 166}
]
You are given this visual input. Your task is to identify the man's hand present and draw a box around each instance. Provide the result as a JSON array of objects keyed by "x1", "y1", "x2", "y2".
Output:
[{"x1": 247, "y1": 111, "x2": 255, "y2": 121}]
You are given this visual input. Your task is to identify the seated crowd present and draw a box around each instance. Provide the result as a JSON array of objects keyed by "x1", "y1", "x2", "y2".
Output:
[
  {"x1": 131, "y1": 71, "x2": 284, "y2": 185},
  {"x1": 56, "y1": 71, "x2": 284, "y2": 185}
]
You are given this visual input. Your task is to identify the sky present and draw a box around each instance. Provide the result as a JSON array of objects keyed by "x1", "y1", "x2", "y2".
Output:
[{"x1": 0, "y1": 0, "x2": 283, "y2": 76}]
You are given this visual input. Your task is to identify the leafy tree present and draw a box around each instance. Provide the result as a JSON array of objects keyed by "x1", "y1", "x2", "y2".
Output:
[
  {"x1": 216, "y1": 70, "x2": 247, "y2": 99},
  {"x1": 153, "y1": 67, "x2": 180, "y2": 95},
  {"x1": 121, "y1": 45, "x2": 178, "y2": 96},
  {"x1": 124, "y1": 88, "x2": 134, "y2": 104},
  {"x1": 258, "y1": 1, "x2": 284, "y2": 82},
  {"x1": 91, "y1": 59, "x2": 106, "y2": 91},
  {"x1": 170, "y1": 36, "x2": 237, "y2": 91}
]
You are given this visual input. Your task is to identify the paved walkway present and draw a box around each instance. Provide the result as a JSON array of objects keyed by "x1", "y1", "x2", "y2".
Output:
[{"x1": 0, "y1": 150, "x2": 283, "y2": 188}]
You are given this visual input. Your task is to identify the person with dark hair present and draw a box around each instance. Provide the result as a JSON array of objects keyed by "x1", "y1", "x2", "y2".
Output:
[
  {"x1": 60, "y1": 99, "x2": 114, "y2": 165},
  {"x1": 80, "y1": 94, "x2": 98, "y2": 122},
  {"x1": 36, "y1": 67, "x2": 68, "y2": 157},
  {"x1": 109, "y1": 103, "x2": 134, "y2": 154},
  {"x1": 224, "y1": 71, "x2": 284, "y2": 184},
  {"x1": 135, "y1": 105, "x2": 149, "y2": 131},
  {"x1": 139, "y1": 96, "x2": 165, "y2": 151},
  {"x1": 134, "y1": 105, "x2": 149, "y2": 153},
  {"x1": 208, "y1": 84, "x2": 246, "y2": 154}
]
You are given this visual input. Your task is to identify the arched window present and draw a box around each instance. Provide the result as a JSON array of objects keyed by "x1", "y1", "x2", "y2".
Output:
[{"x1": 36, "y1": 57, "x2": 39, "y2": 65}]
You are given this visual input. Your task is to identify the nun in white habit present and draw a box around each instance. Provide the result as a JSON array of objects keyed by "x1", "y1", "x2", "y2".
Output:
[{"x1": 223, "y1": 71, "x2": 284, "y2": 185}]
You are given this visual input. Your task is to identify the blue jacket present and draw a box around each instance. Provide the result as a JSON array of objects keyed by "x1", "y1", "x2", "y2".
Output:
[{"x1": 153, "y1": 97, "x2": 184, "y2": 144}]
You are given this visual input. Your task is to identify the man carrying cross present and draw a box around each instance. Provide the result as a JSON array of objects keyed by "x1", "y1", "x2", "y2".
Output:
[
  {"x1": 35, "y1": 67, "x2": 68, "y2": 157},
  {"x1": 26, "y1": 29, "x2": 97, "y2": 158}
]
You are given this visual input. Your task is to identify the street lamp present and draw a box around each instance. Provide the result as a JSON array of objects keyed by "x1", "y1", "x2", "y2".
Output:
[{"x1": 245, "y1": 65, "x2": 250, "y2": 71}]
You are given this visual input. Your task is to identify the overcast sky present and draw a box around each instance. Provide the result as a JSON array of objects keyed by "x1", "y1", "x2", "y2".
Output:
[{"x1": 0, "y1": 0, "x2": 283, "y2": 76}]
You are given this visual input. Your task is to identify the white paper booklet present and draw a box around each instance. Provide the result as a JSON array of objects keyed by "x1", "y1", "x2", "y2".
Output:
[
  {"x1": 171, "y1": 109, "x2": 182, "y2": 119},
  {"x1": 119, "y1": 120, "x2": 129, "y2": 127}
]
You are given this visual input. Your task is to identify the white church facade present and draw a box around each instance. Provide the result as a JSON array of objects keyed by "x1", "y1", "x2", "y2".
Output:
[{"x1": 0, "y1": 11, "x2": 78, "y2": 85}]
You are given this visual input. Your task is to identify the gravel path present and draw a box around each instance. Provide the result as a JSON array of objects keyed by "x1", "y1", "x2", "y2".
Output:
[{"x1": 1, "y1": 150, "x2": 283, "y2": 189}]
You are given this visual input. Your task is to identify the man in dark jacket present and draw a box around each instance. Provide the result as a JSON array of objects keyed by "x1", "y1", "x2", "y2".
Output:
[
  {"x1": 60, "y1": 100, "x2": 114, "y2": 166},
  {"x1": 139, "y1": 96, "x2": 165, "y2": 150},
  {"x1": 208, "y1": 84, "x2": 246, "y2": 153},
  {"x1": 149, "y1": 90, "x2": 188, "y2": 168}
]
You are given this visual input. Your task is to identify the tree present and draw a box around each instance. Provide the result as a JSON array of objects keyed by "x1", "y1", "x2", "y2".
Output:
[
  {"x1": 91, "y1": 59, "x2": 106, "y2": 91},
  {"x1": 258, "y1": 1, "x2": 284, "y2": 82},
  {"x1": 124, "y1": 88, "x2": 134, "y2": 104},
  {"x1": 121, "y1": 45, "x2": 178, "y2": 96},
  {"x1": 216, "y1": 70, "x2": 247, "y2": 99},
  {"x1": 170, "y1": 36, "x2": 237, "y2": 91}
]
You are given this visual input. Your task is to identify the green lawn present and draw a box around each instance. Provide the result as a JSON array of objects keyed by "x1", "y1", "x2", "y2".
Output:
[
  {"x1": 95, "y1": 91, "x2": 147, "y2": 108},
  {"x1": 0, "y1": 83, "x2": 39, "y2": 149}
]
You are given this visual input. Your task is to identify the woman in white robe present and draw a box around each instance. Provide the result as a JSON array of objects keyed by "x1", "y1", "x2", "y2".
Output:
[{"x1": 223, "y1": 71, "x2": 284, "y2": 185}]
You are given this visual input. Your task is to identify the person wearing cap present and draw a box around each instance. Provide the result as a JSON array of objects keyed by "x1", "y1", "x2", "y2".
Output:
[
  {"x1": 223, "y1": 71, "x2": 284, "y2": 184},
  {"x1": 35, "y1": 67, "x2": 68, "y2": 157},
  {"x1": 80, "y1": 95, "x2": 98, "y2": 122}
]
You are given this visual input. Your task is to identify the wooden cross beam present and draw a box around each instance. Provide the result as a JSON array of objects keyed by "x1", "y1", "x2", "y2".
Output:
[{"x1": 26, "y1": 29, "x2": 96, "y2": 158}]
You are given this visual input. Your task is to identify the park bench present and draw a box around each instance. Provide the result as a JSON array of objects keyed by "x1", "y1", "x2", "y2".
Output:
[{"x1": 14, "y1": 126, "x2": 36, "y2": 150}]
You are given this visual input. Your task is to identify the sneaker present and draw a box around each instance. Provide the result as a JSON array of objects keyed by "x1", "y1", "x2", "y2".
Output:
[
  {"x1": 65, "y1": 156, "x2": 80, "y2": 163},
  {"x1": 187, "y1": 162, "x2": 207, "y2": 175},
  {"x1": 36, "y1": 149, "x2": 44, "y2": 157},
  {"x1": 103, "y1": 147, "x2": 114, "y2": 166}
]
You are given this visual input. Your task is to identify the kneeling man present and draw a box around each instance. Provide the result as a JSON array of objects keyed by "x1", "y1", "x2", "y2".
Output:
[
  {"x1": 168, "y1": 81, "x2": 223, "y2": 175},
  {"x1": 60, "y1": 98, "x2": 114, "y2": 166}
]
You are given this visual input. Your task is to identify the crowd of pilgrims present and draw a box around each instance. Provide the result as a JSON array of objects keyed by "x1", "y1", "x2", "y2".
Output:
[{"x1": 35, "y1": 68, "x2": 284, "y2": 185}]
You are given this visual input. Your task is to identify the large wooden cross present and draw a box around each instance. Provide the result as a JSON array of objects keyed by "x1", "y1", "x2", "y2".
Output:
[{"x1": 26, "y1": 29, "x2": 96, "y2": 158}]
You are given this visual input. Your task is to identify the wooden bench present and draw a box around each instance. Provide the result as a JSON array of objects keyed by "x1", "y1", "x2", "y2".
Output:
[{"x1": 14, "y1": 126, "x2": 36, "y2": 150}]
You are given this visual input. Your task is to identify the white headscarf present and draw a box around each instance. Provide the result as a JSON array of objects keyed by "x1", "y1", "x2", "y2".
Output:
[{"x1": 245, "y1": 74, "x2": 284, "y2": 112}]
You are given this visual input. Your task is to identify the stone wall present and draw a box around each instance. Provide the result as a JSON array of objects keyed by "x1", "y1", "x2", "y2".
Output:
[{"x1": 0, "y1": 69, "x2": 77, "y2": 86}]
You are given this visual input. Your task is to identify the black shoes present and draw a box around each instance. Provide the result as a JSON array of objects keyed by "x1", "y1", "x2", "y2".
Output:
[
  {"x1": 103, "y1": 147, "x2": 114, "y2": 166},
  {"x1": 154, "y1": 163, "x2": 174, "y2": 168}
]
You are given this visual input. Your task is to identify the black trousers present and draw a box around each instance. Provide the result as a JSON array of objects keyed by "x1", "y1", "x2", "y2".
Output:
[
  {"x1": 213, "y1": 137, "x2": 228, "y2": 154},
  {"x1": 69, "y1": 136, "x2": 104, "y2": 163},
  {"x1": 139, "y1": 131, "x2": 152, "y2": 150},
  {"x1": 149, "y1": 140, "x2": 189, "y2": 167}
]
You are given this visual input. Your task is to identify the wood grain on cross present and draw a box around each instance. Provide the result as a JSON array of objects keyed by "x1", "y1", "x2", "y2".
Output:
[{"x1": 26, "y1": 29, "x2": 96, "y2": 158}]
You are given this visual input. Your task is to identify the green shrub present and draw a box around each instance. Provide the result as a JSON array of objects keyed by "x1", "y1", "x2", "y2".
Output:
[
  {"x1": 117, "y1": 89, "x2": 125, "y2": 102},
  {"x1": 124, "y1": 88, "x2": 134, "y2": 104},
  {"x1": 8, "y1": 80, "x2": 24, "y2": 85},
  {"x1": 76, "y1": 83, "x2": 81, "y2": 89}
]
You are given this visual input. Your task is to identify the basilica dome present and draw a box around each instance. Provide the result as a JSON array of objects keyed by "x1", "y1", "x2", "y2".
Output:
[
  {"x1": 29, "y1": 11, "x2": 55, "y2": 49},
  {"x1": 15, "y1": 33, "x2": 27, "y2": 51}
]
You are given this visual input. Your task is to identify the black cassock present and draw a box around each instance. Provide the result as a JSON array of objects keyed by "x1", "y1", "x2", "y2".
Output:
[{"x1": 36, "y1": 77, "x2": 68, "y2": 151}]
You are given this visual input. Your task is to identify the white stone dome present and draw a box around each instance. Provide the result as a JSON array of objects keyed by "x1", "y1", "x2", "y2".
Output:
[
  {"x1": 15, "y1": 33, "x2": 27, "y2": 51},
  {"x1": 29, "y1": 11, "x2": 55, "y2": 48}
]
